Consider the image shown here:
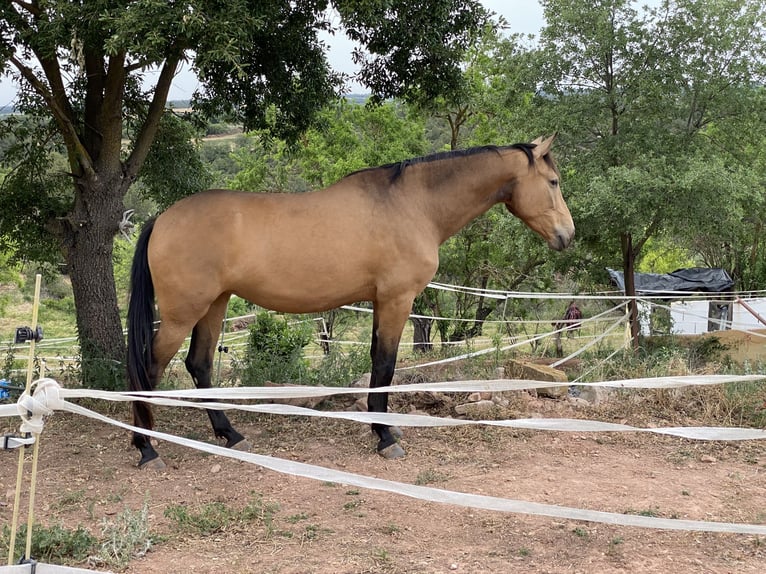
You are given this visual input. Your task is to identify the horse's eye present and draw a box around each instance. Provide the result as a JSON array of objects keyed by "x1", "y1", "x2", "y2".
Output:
[{"x1": 550, "y1": 179, "x2": 559, "y2": 187}]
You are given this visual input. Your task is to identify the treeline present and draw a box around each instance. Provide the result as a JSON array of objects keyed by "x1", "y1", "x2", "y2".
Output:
[{"x1": 2, "y1": 0, "x2": 766, "y2": 385}]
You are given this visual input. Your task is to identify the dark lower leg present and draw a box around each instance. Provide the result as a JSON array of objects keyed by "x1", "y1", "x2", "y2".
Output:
[
  {"x1": 187, "y1": 323, "x2": 246, "y2": 448},
  {"x1": 132, "y1": 402, "x2": 160, "y2": 466},
  {"x1": 368, "y1": 345, "x2": 399, "y2": 452},
  {"x1": 205, "y1": 409, "x2": 245, "y2": 447}
]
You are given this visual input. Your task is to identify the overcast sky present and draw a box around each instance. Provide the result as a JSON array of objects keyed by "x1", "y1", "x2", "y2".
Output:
[{"x1": 0, "y1": 1, "x2": 544, "y2": 106}]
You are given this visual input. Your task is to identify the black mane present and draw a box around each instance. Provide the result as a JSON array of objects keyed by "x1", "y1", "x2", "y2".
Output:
[{"x1": 345, "y1": 143, "x2": 538, "y2": 183}]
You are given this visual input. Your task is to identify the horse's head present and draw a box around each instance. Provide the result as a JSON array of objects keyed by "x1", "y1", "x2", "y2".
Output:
[{"x1": 503, "y1": 135, "x2": 575, "y2": 251}]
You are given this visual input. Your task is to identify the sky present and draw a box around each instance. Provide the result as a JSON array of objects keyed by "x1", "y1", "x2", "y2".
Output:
[{"x1": 0, "y1": 1, "x2": 544, "y2": 107}]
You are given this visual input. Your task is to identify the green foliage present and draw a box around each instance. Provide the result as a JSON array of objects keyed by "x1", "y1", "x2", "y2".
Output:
[
  {"x1": 228, "y1": 99, "x2": 428, "y2": 192},
  {"x1": 93, "y1": 501, "x2": 154, "y2": 570},
  {"x1": 1, "y1": 0, "x2": 489, "y2": 387},
  {"x1": 242, "y1": 312, "x2": 313, "y2": 385},
  {"x1": 138, "y1": 112, "x2": 214, "y2": 210},
  {"x1": 0, "y1": 115, "x2": 70, "y2": 264},
  {"x1": 637, "y1": 237, "x2": 696, "y2": 274},
  {"x1": 335, "y1": 0, "x2": 491, "y2": 108},
  {"x1": 538, "y1": 0, "x2": 766, "y2": 290},
  {"x1": 310, "y1": 345, "x2": 372, "y2": 388},
  {"x1": 296, "y1": 100, "x2": 428, "y2": 187},
  {"x1": 1, "y1": 522, "x2": 96, "y2": 565},
  {"x1": 226, "y1": 295, "x2": 256, "y2": 320},
  {"x1": 164, "y1": 493, "x2": 279, "y2": 537}
]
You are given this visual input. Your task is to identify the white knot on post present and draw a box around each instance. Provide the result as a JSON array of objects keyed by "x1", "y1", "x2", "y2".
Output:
[{"x1": 17, "y1": 378, "x2": 63, "y2": 435}]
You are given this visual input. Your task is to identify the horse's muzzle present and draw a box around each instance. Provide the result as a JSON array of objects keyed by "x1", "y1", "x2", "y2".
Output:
[{"x1": 549, "y1": 227, "x2": 575, "y2": 251}]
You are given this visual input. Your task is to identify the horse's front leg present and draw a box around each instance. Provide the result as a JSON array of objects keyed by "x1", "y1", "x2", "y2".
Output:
[{"x1": 369, "y1": 297, "x2": 412, "y2": 459}]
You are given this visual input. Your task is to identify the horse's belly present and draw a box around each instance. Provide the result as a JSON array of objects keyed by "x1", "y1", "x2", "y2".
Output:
[{"x1": 234, "y1": 280, "x2": 373, "y2": 314}]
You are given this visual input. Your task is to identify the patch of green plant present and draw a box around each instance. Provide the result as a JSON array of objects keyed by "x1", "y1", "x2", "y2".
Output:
[
  {"x1": 92, "y1": 501, "x2": 154, "y2": 570},
  {"x1": 1, "y1": 522, "x2": 97, "y2": 564},
  {"x1": 227, "y1": 295, "x2": 256, "y2": 319},
  {"x1": 241, "y1": 311, "x2": 312, "y2": 385},
  {"x1": 55, "y1": 488, "x2": 87, "y2": 510},
  {"x1": 286, "y1": 512, "x2": 309, "y2": 524},
  {"x1": 625, "y1": 506, "x2": 661, "y2": 518},
  {"x1": 414, "y1": 468, "x2": 450, "y2": 485},
  {"x1": 308, "y1": 345, "x2": 372, "y2": 387},
  {"x1": 380, "y1": 523, "x2": 401, "y2": 535},
  {"x1": 164, "y1": 493, "x2": 280, "y2": 537}
]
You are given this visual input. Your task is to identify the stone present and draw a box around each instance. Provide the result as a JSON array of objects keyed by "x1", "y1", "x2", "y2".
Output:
[
  {"x1": 505, "y1": 359, "x2": 569, "y2": 399},
  {"x1": 577, "y1": 386, "x2": 613, "y2": 405},
  {"x1": 454, "y1": 400, "x2": 496, "y2": 416}
]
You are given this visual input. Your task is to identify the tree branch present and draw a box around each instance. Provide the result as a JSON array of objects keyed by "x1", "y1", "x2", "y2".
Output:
[
  {"x1": 125, "y1": 54, "x2": 182, "y2": 181},
  {"x1": 9, "y1": 0, "x2": 40, "y2": 16},
  {"x1": 9, "y1": 55, "x2": 94, "y2": 178}
]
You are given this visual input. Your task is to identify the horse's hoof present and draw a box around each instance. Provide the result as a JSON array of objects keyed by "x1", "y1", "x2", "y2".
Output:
[
  {"x1": 378, "y1": 443, "x2": 406, "y2": 459},
  {"x1": 139, "y1": 456, "x2": 167, "y2": 471},
  {"x1": 230, "y1": 438, "x2": 252, "y2": 452}
]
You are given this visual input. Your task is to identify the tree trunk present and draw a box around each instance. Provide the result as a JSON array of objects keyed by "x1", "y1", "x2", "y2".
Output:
[
  {"x1": 621, "y1": 232, "x2": 640, "y2": 351},
  {"x1": 63, "y1": 175, "x2": 128, "y2": 389},
  {"x1": 411, "y1": 316, "x2": 433, "y2": 352}
]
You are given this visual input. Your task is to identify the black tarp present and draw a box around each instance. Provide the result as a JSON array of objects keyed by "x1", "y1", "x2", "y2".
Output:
[{"x1": 606, "y1": 267, "x2": 734, "y2": 295}]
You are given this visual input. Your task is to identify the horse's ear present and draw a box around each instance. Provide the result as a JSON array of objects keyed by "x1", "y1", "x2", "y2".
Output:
[{"x1": 532, "y1": 134, "x2": 556, "y2": 158}]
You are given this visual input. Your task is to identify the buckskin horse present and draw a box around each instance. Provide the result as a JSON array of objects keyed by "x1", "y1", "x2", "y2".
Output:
[{"x1": 127, "y1": 135, "x2": 575, "y2": 469}]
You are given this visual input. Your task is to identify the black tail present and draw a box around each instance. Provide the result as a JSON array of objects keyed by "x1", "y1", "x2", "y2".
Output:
[{"x1": 127, "y1": 218, "x2": 157, "y2": 398}]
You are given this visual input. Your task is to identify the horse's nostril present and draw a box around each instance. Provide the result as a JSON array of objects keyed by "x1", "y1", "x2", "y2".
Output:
[{"x1": 551, "y1": 229, "x2": 574, "y2": 251}]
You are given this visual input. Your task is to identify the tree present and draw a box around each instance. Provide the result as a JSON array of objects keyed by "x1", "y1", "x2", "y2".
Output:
[
  {"x1": 416, "y1": 29, "x2": 560, "y2": 346},
  {"x1": 0, "y1": 0, "x2": 489, "y2": 386},
  {"x1": 538, "y1": 0, "x2": 766, "y2": 348}
]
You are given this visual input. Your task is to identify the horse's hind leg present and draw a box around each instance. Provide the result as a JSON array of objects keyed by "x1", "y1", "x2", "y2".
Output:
[
  {"x1": 133, "y1": 322, "x2": 190, "y2": 469},
  {"x1": 186, "y1": 294, "x2": 249, "y2": 450},
  {"x1": 369, "y1": 295, "x2": 413, "y2": 459}
]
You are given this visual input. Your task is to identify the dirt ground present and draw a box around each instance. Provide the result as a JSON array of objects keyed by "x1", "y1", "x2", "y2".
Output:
[{"x1": 2, "y1": 382, "x2": 766, "y2": 574}]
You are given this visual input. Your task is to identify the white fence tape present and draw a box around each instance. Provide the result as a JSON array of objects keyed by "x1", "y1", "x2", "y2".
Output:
[
  {"x1": 3, "y1": 374, "x2": 766, "y2": 536},
  {"x1": 18, "y1": 378, "x2": 764, "y2": 442},
  {"x1": 58, "y1": 399, "x2": 766, "y2": 535},
  {"x1": 0, "y1": 565, "x2": 112, "y2": 574}
]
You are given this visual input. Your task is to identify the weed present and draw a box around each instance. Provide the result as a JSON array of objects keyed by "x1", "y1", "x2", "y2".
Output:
[
  {"x1": 380, "y1": 523, "x2": 401, "y2": 536},
  {"x1": 625, "y1": 507, "x2": 661, "y2": 518},
  {"x1": 343, "y1": 499, "x2": 362, "y2": 511},
  {"x1": 1, "y1": 522, "x2": 96, "y2": 564},
  {"x1": 518, "y1": 547, "x2": 531, "y2": 557},
  {"x1": 572, "y1": 527, "x2": 588, "y2": 538},
  {"x1": 55, "y1": 488, "x2": 87, "y2": 510},
  {"x1": 372, "y1": 547, "x2": 391, "y2": 563},
  {"x1": 92, "y1": 501, "x2": 153, "y2": 570},
  {"x1": 414, "y1": 468, "x2": 450, "y2": 485},
  {"x1": 286, "y1": 512, "x2": 309, "y2": 524},
  {"x1": 164, "y1": 493, "x2": 279, "y2": 538}
]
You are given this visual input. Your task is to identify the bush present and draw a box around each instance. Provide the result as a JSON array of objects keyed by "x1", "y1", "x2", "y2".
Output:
[
  {"x1": 309, "y1": 345, "x2": 371, "y2": 387},
  {"x1": 1, "y1": 522, "x2": 96, "y2": 564},
  {"x1": 242, "y1": 312, "x2": 312, "y2": 385}
]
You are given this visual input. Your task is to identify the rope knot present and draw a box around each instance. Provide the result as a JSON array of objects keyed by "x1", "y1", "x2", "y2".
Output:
[{"x1": 17, "y1": 378, "x2": 63, "y2": 435}]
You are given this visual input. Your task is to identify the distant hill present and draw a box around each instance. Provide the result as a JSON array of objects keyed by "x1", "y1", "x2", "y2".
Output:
[{"x1": 1, "y1": 94, "x2": 371, "y2": 118}]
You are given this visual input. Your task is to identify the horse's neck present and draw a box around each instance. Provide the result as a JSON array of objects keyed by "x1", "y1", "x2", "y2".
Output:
[{"x1": 420, "y1": 150, "x2": 525, "y2": 244}]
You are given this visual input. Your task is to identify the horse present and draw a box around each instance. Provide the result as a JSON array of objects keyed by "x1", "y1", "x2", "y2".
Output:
[
  {"x1": 552, "y1": 300, "x2": 583, "y2": 357},
  {"x1": 126, "y1": 135, "x2": 575, "y2": 469}
]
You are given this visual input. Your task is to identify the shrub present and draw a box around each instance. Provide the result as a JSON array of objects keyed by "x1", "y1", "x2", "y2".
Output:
[
  {"x1": 242, "y1": 312, "x2": 312, "y2": 385},
  {"x1": 1, "y1": 522, "x2": 96, "y2": 564}
]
